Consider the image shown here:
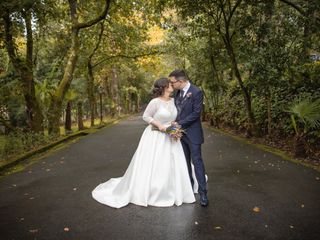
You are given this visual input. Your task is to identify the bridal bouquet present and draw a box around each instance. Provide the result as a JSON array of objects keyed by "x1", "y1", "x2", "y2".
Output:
[{"x1": 152, "y1": 124, "x2": 185, "y2": 141}]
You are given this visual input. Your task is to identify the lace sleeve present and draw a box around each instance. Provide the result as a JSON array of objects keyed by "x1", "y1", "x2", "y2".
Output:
[{"x1": 142, "y1": 99, "x2": 158, "y2": 124}]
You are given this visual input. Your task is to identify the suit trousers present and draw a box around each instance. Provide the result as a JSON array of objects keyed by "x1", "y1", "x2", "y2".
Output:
[{"x1": 181, "y1": 136, "x2": 207, "y2": 194}]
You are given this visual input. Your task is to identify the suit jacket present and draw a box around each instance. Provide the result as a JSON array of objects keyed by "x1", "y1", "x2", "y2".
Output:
[{"x1": 174, "y1": 84, "x2": 204, "y2": 144}]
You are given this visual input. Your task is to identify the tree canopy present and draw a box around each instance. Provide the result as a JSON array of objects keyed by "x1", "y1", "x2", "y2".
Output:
[{"x1": 0, "y1": 0, "x2": 319, "y2": 158}]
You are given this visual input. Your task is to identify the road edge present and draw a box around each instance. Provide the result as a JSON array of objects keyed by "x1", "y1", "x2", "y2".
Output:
[
  {"x1": 206, "y1": 124, "x2": 320, "y2": 172},
  {"x1": 0, "y1": 116, "x2": 127, "y2": 174}
]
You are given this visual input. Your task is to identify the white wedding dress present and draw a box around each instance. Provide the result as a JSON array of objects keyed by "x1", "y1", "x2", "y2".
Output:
[{"x1": 92, "y1": 98, "x2": 196, "y2": 208}]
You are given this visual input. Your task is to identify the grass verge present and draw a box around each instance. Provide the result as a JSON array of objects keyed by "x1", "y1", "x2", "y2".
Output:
[{"x1": 0, "y1": 116, "x2": 126, "y2": 178}]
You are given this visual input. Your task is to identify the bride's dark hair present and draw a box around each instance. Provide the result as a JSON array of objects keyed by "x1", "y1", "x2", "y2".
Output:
[{"x1": 152, "y1": 78, "x2": 170, "y2": 97}]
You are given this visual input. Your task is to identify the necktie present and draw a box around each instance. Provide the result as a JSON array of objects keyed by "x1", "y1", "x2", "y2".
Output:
[
  {"x1": 177, "y1": 90, "x2": 184, "y2": 116},
  {"x1": 180, "y1": 90, "x2": 184, "y2": 99}
]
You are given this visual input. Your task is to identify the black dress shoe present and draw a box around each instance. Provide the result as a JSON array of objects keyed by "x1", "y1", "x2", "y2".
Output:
[{"x1": 199, "y1": 193, "x2": 209, "y2": 207}]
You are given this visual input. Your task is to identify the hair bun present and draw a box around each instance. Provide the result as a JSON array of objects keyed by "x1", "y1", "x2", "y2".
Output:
[{"x1": 152, "y1": 78, "x2": 170, "y2": 97}]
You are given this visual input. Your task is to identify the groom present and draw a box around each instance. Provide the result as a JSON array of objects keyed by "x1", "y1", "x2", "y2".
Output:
[{"x1": 169, "y1": 69, "x2": 209, "y2": 207}]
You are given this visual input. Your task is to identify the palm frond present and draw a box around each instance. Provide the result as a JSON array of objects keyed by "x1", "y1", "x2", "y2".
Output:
[{"x1": 288, "y1": 98, "x2": 320, "y2": 130}]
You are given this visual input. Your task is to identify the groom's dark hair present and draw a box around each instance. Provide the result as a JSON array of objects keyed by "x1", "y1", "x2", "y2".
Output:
[{"x1": 168, "y1": 69, "x2": 189, "y2": 81}]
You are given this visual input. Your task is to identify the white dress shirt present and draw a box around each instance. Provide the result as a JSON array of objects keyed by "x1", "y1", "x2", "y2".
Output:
[{"x1": 181, "y1": 81, "x2": 191, "y2": 97}]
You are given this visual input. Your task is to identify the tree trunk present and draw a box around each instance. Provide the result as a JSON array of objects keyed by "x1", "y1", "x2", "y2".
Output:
[
  {"x1": 47, "y1": 0, "x2": 111, "y2": 136},
  {"x1": 226, "y1": 40, "x2": 256, "y2": 136},
  {"x1": 208, "y1": 22, "x2": 220, "y2": 83},
  {"x1": 86, "y1": 23, "x2": 104, "y2": 127},
  {"x1": 65, "y1": 101, "x2": 72, "y2": 133},
  {"x1": 128, "y1": 93, "x2": 131, "y2": 113},
  {"x1": 207, "y1": 29, "x2": 222, "y2": 118},
  {"x1": 99, "y1": 92, "x2": 103, "y2": 123},
  {"x1": 22, "y1": 71, "x2": 44, "y2": 132},
  {"x1": 47, "y1": 96, "x2": 62, "y2": 136},
  {"x1": 87, "y1": 61, "x2": 96, "y2": 127},
  {"x1": 266, "y1": 93, "x2": 272, "y2": 136},
  {"x1": 77, "y1": 101, "x2": 84, "y2": 130},
  {"x1": 103, "y1": 76, "x2": 111, "y2": 97},
  {"x1": 294, "y1": 134, "x2": 306, "y2": 158},
  {"x1": 111, "y1": 67, "x2": 120, "y2": 116},
  {"x1": 3, "y1": 11, "x2": 44, "y2": 133},
  {"x1": 111, "y1": 67, "x2": 119, "y2": 103},
  {"x1": 48, "y1": 27, "x2": 79, "y2": 135},
  {"x1": 216, "y1": 0, "x2": 256, "y2": 136},
  {"x1": 302, "y1": 1, "x2": 312, "y2": 66}
]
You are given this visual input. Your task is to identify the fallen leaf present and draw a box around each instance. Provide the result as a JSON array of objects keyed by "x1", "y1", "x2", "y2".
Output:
[
  {"x1": 253, "y1": 207, "x2": 260, "y2": 213},
  {"x1": 64, "y1": 227, "x2": 70, "y2": 232},
  {"x1": 29, "y1": 229, "x2": 38, "y2": 233}
]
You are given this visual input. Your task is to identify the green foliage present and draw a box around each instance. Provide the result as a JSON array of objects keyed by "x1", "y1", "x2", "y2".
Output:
[
  {"x1": 0, "y1": 64, "x2": 27, "y2": 128},
  {"x1": 158, "y1": 0, "x2": 320, "y2": 157},
  {"x1": 0, "y1": 132, "x2": 56, "y2": 160},
  {"x1": 1, "y1": 0, "x2": 319, "y2": 157},
  {"x1": 288, "y1": 98, "x2": 320, "y2": 134}
]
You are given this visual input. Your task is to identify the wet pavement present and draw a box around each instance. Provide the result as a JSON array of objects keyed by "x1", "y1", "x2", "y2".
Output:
[{"x1": 0, "y1": 116, "x2": 319, "y2": 240}]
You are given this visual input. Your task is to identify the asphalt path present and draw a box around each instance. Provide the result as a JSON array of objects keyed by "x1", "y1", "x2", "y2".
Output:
[{"x1": 0, "y1": 116, "x2": 319, "y2": 240}]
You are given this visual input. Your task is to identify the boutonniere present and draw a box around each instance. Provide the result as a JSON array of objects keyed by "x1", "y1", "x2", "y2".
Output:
[{"x1": 186, "y1": 92, "x2": 192, "y2": 98}]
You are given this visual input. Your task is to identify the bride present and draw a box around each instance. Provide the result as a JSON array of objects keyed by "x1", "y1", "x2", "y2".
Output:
[{"x1": 92, "y1": 78, "x2": 196, "y2": 208}]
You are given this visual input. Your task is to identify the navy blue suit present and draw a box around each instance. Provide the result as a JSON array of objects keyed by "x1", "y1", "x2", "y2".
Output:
[{"x1": 175, "y1": 84, "x2": 207, "y2": 194}]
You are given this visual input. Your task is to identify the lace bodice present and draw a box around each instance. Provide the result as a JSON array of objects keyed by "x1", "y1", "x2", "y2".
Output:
[{"x1": 142, "y1": 98, "x2": 177, "y2": 126}]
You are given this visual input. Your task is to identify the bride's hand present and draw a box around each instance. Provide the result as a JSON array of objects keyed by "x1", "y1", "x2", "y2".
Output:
[{"x1": 158, "y1": 125, "x2": 167, "y2": 132}]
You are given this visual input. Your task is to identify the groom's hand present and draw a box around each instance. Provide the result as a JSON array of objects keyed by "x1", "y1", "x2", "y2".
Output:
[{"x1": 171, "y1": 121, "x2": 179, "y2": 127}]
